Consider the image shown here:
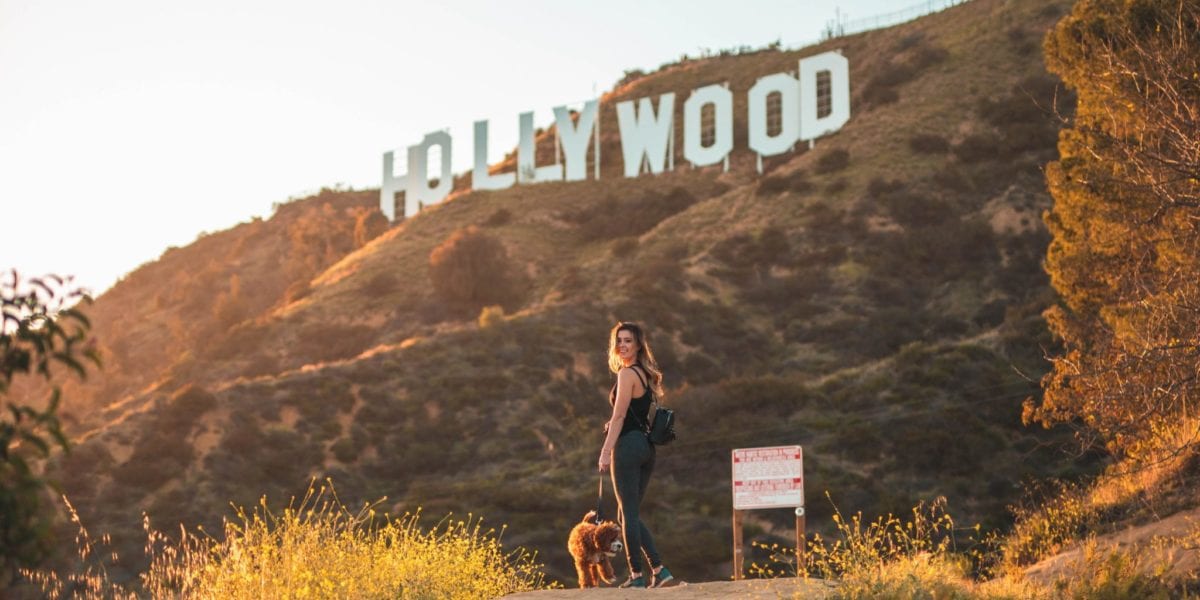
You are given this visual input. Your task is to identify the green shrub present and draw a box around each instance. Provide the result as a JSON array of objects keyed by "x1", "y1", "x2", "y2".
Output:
[
  {"x1": 909, "y1": 133, "x2": 950, "y2": 154},
  {"x1": 429, "y1": 226, "x2": 528, "y2": 314},
  {"x1": 363, "y1": 271, "x2": 399, "y2": 296},
  {"x1": 815, "y1": 149, "x2": 851, "y2": 174},
  {"x1": 610, "y1": 235, "x2": 638, "y2": 258},
  {"x1": 860, "y1": 83, "x2": 900, "y2": 106},
  {"x1": 295, "y1": 322, "x2": 378, "y2": 363},
  {"x1": 565, "y1": 187, "x2": 699, "y2": 241},
  {"x1": 112, "y1": 428, "x2": 193, "y2": 491},
  {"x1": 161, "y1": 384, "x2": 217, "y2": 429},
  {"x1": 757, "y1": 169, "x2": 811, "y2": 196},
  {"x1": 954, "y1": 133, "x2": 1002, "y2": 162}
]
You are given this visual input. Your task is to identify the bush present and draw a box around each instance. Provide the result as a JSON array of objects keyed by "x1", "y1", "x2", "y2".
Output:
[
  {"x1": 566, "y1": 187, "x2": 699, "y2": 241},
  {"x1": 860, "y1": 83, "x2": 900, "y2": 106},
  {"x1": 867, "y1": 177, "x2": 905, "y2": 197},
  {"x1": 815, "y1": 149, "x2": 850, "y2": 174},
  {"x1": 908, "y1": 133, "x2": 950, "y2": 154},
  {"x1": 363, "y1": 272, "x2": 399, "y2": 296},
  {"x1": 112, "y1": 428, "x2": 194, "y2": 491},
  {"x1": 953, "y1": 133, "x2": 1002, "y2": 162},
  {"x1": 295, "y1": 322, "x2": 377, "y2": 363},
  {"x1": 911, "y1": 45, "x2": 949, "y2": 69},
  {"x1": 478, "y1": 305, "x2": 505, "y2": 329},
  {"x1": 482, "y1": 207, "x2": 512, "y2": 227},
  {"x1": 429, "y1": 226, "x2": 528, "y2": 314},
  {"x1": 26, "y1": 482, "x2": 554, "y2": 598},
  {"x1": 881, "y1": 192, "x2": 956, "y2": 229},
  {"x1": 161, "y1": 384, "x2": 217, "y2": 429},
  {"x1": 610, "y1": 236, "x2": 638, "y2": 258},
  {"x1": 757, "y1": 169, "x2": 812, "y2": 196},
  {"x1": 284, "y1": 279, "x2": 312, "y2": 303}
]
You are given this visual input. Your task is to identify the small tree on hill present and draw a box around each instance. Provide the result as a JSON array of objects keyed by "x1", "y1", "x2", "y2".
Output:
[
  {"x1": 429, "y1": 226, "x2": 528, "y2": 315},
  {"x1": 1028, "y1": 0, "x2": 1200, "y2": 459},
  {"x1": 1, "y1": 272, "x2": 98, "y2": 585}
]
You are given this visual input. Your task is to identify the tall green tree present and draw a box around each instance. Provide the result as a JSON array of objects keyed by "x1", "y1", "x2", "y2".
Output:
[
  {"x1": 1, "y1": 272, "x2": 98, "y2": 584},
  {"x1": 1029, "y1": 0, "x2": 1200, "y2": 459}
]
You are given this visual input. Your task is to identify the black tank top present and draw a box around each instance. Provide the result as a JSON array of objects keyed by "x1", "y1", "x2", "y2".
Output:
[{"x1": 609, "y1": 365, "x2": 653, "y2": 436}]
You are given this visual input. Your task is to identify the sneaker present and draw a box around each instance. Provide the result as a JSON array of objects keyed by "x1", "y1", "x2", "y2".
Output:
[
  {"x1": 652, "y1": 566, "x2": 677, "y2": 588},
  {"x1": 618, "y1": 574, "x2": 647, "y2": 588}
]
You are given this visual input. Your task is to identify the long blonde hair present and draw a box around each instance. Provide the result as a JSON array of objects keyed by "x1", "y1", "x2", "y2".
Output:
[{"x1": 608, "y1": 321, "x2": 664, "y2": 397}]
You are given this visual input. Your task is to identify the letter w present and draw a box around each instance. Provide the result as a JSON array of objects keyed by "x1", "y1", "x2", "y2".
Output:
[{"x1": 616, "y1": 93, "x2": 675, "y2": 178}]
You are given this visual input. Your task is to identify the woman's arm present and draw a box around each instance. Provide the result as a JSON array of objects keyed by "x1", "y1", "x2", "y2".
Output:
[{"x1": 598, "y1": 368, "x2": 635, "y2": 472}]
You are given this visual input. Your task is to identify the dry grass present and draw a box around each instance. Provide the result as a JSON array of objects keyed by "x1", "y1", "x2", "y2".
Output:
[
  {"x1": 23, "y1": 481, "x2": 554, "y2": 599},
  {"x1": 746, "y1": 493, "x2": 1191, "y2": 599}
]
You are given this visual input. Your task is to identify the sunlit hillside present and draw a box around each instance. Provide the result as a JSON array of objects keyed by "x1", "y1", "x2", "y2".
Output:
[{"x1": 35, "y1": 0, "x2": 1096, "y2": 586}]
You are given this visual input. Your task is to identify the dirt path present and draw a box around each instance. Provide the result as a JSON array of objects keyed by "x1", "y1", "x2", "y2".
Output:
[{"x1": 505, "y1": 577, "x2": 837, "y2": 599}]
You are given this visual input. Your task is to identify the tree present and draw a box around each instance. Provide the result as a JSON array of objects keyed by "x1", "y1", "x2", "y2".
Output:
[
  {"x1": 1027, "y1": 0, "x2": 1200, "y2": 459},
  {"x1": 0, "y1": 271, "x2": 98, "y2": 584},
  {"x1": 428, "y1": 226, "x2": 528, "y2": 314}
]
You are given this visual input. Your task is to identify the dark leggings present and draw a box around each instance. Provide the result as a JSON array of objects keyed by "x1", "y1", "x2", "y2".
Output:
[{"x1": 611, "y1": 431, "x2": 662, "y2": 574}]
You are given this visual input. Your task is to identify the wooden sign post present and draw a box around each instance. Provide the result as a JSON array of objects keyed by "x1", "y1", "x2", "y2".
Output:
[{"x1": 731, "y1": 445, "x2": 805, "y2": 580}]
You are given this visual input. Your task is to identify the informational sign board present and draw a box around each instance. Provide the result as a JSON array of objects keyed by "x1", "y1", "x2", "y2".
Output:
[{"x1": 731, "y1": 445, "x2": 804, "y2": 510}]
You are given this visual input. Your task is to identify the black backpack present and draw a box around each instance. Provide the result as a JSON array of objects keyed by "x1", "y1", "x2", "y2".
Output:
[{"x1": 628, "y1": 367, "x2": 676, "y2": 445}]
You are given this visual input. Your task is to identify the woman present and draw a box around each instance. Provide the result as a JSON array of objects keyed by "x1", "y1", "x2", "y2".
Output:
[{"x1": 597, "y1": 321, "x2": 676, "y2": 588}]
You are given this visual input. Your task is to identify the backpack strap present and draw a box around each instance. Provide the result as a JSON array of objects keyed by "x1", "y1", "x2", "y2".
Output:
[
  {"x1": 629, "y1": 365, "x2": 649, "y2": 393},
  {"x1": 624, "y1": 365, "x2": 654, "y2": 434}
]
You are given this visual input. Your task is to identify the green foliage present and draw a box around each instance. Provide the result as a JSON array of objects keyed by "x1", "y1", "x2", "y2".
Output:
[
  {"x1": 361, "y1": 271, "x2": 399, "y2": 297},
  {"x1": 0, "y1": 272, "x2": 98, "y2": 584},
  {"x1": 563, "y1": 187, "x2": 699, "y2": 241},
  {"x1": 756, "y1": 169, "x2": 812, "y2": 196},
  {"x1": 909, "y1": 133, "x2": 950, "y2": 154},
  {"x1": 858, "y1": 36, "x2": 948, "y2": 109},
  {"x1": 711, "y1": 226, "x2": 791, "y2": 284},
  {"x1": 1031, "y1": 0, "x2": 1200, "y2": 459},
  {"x1": 815, "y1": 149, "x2": 851, "y2": 174},
  {"x1": 293, "y1": 322, "x2": 377, "y2": 364}
]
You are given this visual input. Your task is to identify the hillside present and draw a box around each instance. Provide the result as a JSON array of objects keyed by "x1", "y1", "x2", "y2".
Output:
[{"x1": 33, "y1": 0, "x2": 1096, "y2": 587}]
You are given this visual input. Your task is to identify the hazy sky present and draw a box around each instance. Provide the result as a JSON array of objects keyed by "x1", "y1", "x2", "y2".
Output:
[{"x1": 1, "y1": 0, "x2": 911, "y2": 294}]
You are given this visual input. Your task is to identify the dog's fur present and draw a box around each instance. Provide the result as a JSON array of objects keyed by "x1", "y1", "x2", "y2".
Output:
[{"x1": 566, "y1": 510, "x2": 624, "y2": 588}]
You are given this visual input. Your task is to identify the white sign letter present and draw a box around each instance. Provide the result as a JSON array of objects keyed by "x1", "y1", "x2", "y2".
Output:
[
  {"x1": 473, "y1": 120, "x2": 515, "y2": 191},
  {"x1": 518, "y1": 111, "x2": 563, "y2": 184},
  {"x1": 380, "y1": 150, "x2": 404, "y2": 222},
  {"x1": 553, "y1": 100, "x2": 599, "y2": 182},
  {"x1": 683, "y1": 84, "x2": 733, "y2": 168},
  {"x1": 616, "y1": 93, "x2": 675, "y2": 178},
  {"x1": 404, "y1": 131, "x2": 453, "y2": 219},
  {"x1": 748, "y1": 73, "x2": 801, "y2": 157},
  {"x1": 799, "y1": 51, "x2": 851, "y2": 142}
]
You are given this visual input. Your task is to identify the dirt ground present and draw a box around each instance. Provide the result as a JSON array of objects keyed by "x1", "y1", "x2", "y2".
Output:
[{"x1": 504, "y1": 577, "x2": 837, "y2": 599}]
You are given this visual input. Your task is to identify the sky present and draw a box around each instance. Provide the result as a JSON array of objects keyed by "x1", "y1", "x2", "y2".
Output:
[{"x1": 1, "y1": 0, "x2": 911, "y2": 294}]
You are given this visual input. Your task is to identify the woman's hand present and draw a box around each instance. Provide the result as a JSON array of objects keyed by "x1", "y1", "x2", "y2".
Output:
[{"x1": 598, "y1": 450, "x2": 612, "y2": 473}]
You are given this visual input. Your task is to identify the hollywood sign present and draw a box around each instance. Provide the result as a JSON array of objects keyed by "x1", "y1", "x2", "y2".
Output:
[{"x1": 380, "y1": 50, "x2": 850, "y2": 222}]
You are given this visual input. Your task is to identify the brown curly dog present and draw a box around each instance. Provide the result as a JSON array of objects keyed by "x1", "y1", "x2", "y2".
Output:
[{"x1": 566, "y1": 510, "x2": 624, "y2": 588}]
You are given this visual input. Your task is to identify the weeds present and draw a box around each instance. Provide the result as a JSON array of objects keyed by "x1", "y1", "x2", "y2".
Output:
[
  {"x1": 745, "y1": 491, "x2": 1198, "y2": 599},
  {"x1": 23, "y1": 481, "x2": 553, "y2": 599}
]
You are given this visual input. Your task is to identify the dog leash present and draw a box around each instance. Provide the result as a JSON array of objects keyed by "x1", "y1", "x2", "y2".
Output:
[{"x1": 594, "y1": 474, "x2": 605, "y2": 524}]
